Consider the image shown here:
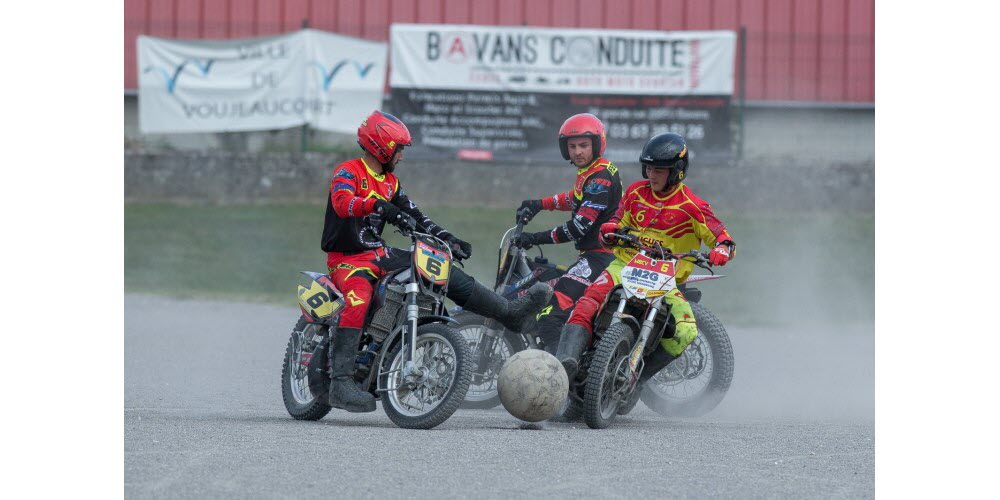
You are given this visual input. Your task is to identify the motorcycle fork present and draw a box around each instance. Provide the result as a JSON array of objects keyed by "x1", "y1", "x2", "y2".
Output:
[
  {"x1": 402, "y1": 282, "x2": 421, "y2": 380},
  {"x1": 606, "y1": 291, "x2": 630, "y2": 329},
  {"x1": 474, "y1": 327, "x2": 501, "y2": 376},
  {"x1": 628, "y1": 303, "x2": 662, "y2": 376}
]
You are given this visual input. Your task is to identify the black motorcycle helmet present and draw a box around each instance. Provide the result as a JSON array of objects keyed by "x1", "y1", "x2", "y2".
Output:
[{"x1": 639, "y1": 132, "x2": 689, "y2": 186}]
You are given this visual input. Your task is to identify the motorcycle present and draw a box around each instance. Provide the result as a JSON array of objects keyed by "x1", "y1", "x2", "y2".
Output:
[
  {"x1": 573, "y1": 228, "x2": 733, "y2": 428},
  {"x1": 455, "y1": 214, "x2": 734, "y2": 424},
  {"x1": 452, "y1": 208, "x2": 565, "y2": 409},
  {"x1": 280, "y1": 214, "x2": 472, "y2": 429}
]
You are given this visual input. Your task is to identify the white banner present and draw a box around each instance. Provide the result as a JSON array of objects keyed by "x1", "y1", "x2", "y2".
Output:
[
  {"x1": 390, "y1": 24, "x2": 735, "y2": 95},
  {"x1": 138, "y1": 29, "x2": 387, "y2": 134}
]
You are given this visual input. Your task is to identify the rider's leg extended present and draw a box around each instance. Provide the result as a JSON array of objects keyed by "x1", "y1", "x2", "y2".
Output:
[
  {"x1": 631, "y1": 289, "x2": 696, "y2": 392},
  {"x1": 449, "y1": 267, "x2": 552, "y2": 333},
  {"x1": 533, "y1": 251, "x2": 615, "y2": 354}
]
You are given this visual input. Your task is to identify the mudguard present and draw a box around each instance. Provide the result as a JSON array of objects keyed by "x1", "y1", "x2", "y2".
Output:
[
  {"x1": 418, "y1": 315, "x2": 459, "y2": 326},
  {"x1": 684, "y1": 274, "x2": 725, "y2": 283}
]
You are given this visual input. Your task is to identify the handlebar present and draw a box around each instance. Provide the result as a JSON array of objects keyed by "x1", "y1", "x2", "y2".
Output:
[
  {"x1": 603, "y1": 230, "x2": 713, "y2": 272},
  {"x1": 365, "y1": 214, "x2": 468, "y2": 263}
]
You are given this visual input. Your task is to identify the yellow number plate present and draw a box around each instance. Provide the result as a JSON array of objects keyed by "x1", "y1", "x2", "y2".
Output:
[
  {"x1": 415, "y1": 240, "x2": 450, "y2": 284},
  {"x1": 297, "y1": 281, "x2": 341, "y2": 319}
]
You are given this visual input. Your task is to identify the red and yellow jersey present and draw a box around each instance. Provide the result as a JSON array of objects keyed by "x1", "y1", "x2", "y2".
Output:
[{"x1": 611, "y1": 181, "x2": 735, "y2": 283}]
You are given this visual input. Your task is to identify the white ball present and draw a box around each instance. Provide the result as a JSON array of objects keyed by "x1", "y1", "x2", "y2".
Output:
[{"x1": 497, "y1": 349, "x2": 569, "y2": 422}]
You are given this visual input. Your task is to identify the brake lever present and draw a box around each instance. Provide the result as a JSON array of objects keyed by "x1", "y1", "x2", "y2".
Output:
[{"x1": 398, "y1": 214, "x2": 417, "y2": 232}]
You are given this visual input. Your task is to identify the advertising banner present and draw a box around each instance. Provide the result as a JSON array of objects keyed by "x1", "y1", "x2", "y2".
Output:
[
  {"x1": 389, "y1": 24, "x2": 735, "y2": 163},
  {"x1": 138, "y1": 29, "x2": 387, "y2": 134}
]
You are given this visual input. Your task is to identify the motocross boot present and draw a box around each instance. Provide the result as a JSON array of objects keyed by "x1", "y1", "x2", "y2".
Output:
[
  {"x1": 639, "y1": 347, "x2": 677, "y2": 385},
  {"x1": 460, "y1": 281, "x2": 553, "y2": 333},
  {"x1": 327, "y1": 327, "x2": 376, "y2": 413},
  {"x1": 555, "y1": 324, "x2": 590, "y2": 381}
]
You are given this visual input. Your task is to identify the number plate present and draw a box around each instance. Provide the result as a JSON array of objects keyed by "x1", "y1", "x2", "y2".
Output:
[
  {"x1": 621, "y1": 252, "x2": 676, "y2": 300},
  {"x1": 415, "y1": 239, "x2": 451, "y2": 284},
  {"x1": 297, "y1": 280, "x2": 343, "y2": 320}
]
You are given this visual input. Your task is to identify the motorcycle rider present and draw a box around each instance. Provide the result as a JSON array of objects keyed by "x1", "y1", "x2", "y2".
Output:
[
  {"x1": 555, "y1": 132, "x2": 736, "y2": 389},
  {"x1": 322, "y1": 110, "x2": 552, "y2": 413},
  {"x1": 511, "y1": 113, "x2": 623, "y2": 354}
]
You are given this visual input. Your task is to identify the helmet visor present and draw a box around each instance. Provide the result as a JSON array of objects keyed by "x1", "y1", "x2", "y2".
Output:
[{"x1": 642, "y1": 163, "x2": 674, "y2": 173}]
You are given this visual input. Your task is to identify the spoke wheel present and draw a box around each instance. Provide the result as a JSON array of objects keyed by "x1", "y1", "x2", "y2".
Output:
[
  {"x1": 583, "y1": 322, "x2": 634, "y2": 429},
  {"x1": 380, "y1": 324, "x2": 472, "y2": 429},
  {"x1": 640, "y1": 302, "x2": 734, "y2": 417},
  {"x1": 453, "y1": 312, "x2": 528, "y2": 409},
  {"x1": 281, "y1": 318, "x2": 332, "y2": 420}
]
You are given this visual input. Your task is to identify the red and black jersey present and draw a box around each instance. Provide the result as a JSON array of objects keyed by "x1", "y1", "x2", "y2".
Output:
[
  {"x1": 536, "y1": 157, "x2": 623, "y2": 251},
  {"x1": 321, "y1": 158, "x2": 453, "y2": 253}
]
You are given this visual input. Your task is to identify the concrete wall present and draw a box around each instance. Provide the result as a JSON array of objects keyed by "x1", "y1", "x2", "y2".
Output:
[
  {"x1": 124, "y1": 96, "x2": 874, "y2": 167},
  {"x1": 125, "y1": 151, "x2": 873, "y2": 212},
  {"x1": 740, "y1": 105, "x2": 874, "y2": 166},
  {"x1": 125, "y1": 94, "x2": 873, "y2": 211}
]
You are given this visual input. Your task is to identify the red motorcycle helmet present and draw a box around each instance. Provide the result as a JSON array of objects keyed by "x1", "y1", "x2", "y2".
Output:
[
  {"x1": 558, "y1": 113, "x2": 607, "y2": 161},
  {"x1": 357, "y1": 110, "x2": 412, "y2": 165}
]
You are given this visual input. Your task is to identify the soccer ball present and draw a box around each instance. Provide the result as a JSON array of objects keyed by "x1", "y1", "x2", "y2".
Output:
[{"x1": 497, "y1": 349, "x2": 569, "y2": 422}]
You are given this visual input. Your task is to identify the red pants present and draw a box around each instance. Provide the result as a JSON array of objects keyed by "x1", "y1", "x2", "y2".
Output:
[
  {"x1": 326, "y1": 248, "x2": 390, "y2": 329},
  {"x1": 564, "y1": 269, "x2": 616, "y2": 339}
]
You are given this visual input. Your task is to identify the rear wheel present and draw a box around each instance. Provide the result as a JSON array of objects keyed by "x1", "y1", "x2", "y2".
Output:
[
  {"x1": 454, "y1": 312, "x2": 529, "y2": 409},
  {"x1": 583, "y1": 322, "x2": 635, "y2": 429},
  {"x1": 640, "y1": 302, "x2": 734, "y2": 417},
  {"x1": 380, "y1": 324, "x2": 472, "y2": 429},
  {"x1": 281, "y1": 318, "x2": 332, "y2": 421}
]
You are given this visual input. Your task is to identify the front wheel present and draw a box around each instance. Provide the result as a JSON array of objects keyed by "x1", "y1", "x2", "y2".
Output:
[
  {"x1": 281, "y1": 318, "x2": 333, "y2": 420},
  {"x1": 454, "y1": 312, "x2": 530, "y2": 409},
  {"x1": 380, "y1": 323, "x2": 472, "y2": 429},
  {"x1": 583, "y1": 322, "x2": 635, "y2": 429},
  {"x1": 640, "y1": 302, "x2": 734, "y2": 417}
]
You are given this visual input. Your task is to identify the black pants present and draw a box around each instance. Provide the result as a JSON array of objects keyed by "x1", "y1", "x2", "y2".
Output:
[{"x1": 531, "y1": 249, "x2": 616, "y2": 352}]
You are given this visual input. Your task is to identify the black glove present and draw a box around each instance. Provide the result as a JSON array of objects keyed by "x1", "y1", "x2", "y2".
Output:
[
  {"x1": 511, "y1": 231, "x2": 541, "y2": 250},
  {"x1": 517, "y1": 200, "x2": 543, "y2": 222},
  {"x1": 447, "y1": 235, "x2": 473, "y2": 260},
  {"x1": 374, "y1": 200, "x2": 403, "y2": 223}
]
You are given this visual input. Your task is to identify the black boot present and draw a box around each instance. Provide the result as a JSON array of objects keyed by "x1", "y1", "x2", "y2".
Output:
[
  {"x1": 620, "y1": 347, "x2": 678, "y2": 415},
  {"x1": 639, "y1": 347, "x2": 677, "y2": 385},
  {"x1": 537, "y1": 327, "x2": 561, "y2": 356},
  {"x1": 460, "y1": 281, "x2": 553, "y2": 333},
  {"x1": 327, "y1": 327, "x2": 376, "y2": 413},
  {"x1": 555, "y1": 324, "x2": 590, "y2": 381}
]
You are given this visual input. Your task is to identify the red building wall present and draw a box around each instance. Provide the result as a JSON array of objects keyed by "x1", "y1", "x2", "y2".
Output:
[{"x1": 124, "y1": 0, "x2": 874, "y2": 103}]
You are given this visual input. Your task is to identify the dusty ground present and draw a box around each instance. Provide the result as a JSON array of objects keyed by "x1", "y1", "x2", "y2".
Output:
[{"x1": 125, "y1": 294, "x2": 873, "y2": 498}]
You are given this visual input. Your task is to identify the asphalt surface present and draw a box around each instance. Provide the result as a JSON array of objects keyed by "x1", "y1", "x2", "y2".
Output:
[{"x1": 125, "y1": 294, "x2": 874, "y2": 499}]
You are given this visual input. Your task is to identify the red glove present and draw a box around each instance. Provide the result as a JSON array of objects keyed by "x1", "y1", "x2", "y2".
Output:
[
  {"x1": 599, "y1": 222, "x2": 619, "y2": 246},
  {"x1": 708, "y1": 244, "x2": 732, "y2": 266}
]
